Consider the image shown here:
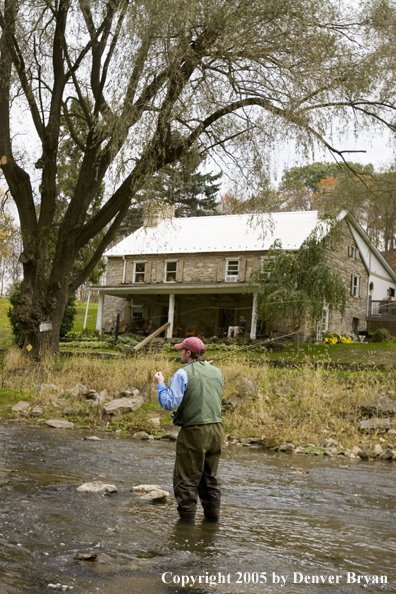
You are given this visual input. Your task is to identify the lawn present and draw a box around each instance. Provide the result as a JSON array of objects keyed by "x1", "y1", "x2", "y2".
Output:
[
  {"x1": 0, "y1": 299, "x2": 12, "y2": 348},
  {"x1": 245, "y1": 340, "x2": 396, "y2": 367},
  {"x1": 0, "y1": 300, "x2": 98, "y2": 348},
  {"x1": 72, "y1": 302, "x2": 98, "y2": 332}
]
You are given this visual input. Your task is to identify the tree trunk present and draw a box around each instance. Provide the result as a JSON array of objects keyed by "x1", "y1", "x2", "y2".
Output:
[
  {"x1": 16, "y1": 266, "x2": 70, "y2": 360},
  {"x1": 294, "y1": 329, "x2": 300, "y2": 352}
]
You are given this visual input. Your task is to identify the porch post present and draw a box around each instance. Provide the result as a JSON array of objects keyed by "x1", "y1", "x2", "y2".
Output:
[
  {"x1": 83, "y1": 291, "x2": 91, "y2": 330},
  {"x1": 96, "y1": 292, "x2": 104, "y2": 334},
  {"x1": 250, "y1": 291, "x2": 258, "y2": 339},
  {"x1": 167, "y1": 293, "x2": 175, "y2": 338}
]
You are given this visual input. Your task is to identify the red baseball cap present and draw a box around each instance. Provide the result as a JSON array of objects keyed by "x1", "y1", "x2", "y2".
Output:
[{"x1": 174, "y1": 337, "x2": 205, "y2": 353}]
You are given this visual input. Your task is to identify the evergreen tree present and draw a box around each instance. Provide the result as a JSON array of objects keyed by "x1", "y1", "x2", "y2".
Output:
[{"x1": 121, "y1": 162, "x2": 222, "y2": 234}]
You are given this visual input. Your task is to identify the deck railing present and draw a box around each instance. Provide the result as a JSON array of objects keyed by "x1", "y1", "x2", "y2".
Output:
[{"x1": 367, "y1": 299, "x2": 396, "y2": 320}]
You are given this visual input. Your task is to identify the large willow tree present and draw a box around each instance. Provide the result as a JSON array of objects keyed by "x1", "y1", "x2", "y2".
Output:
[{"x1": 0, "y1": 0, "x2": 395, "y2": 357}]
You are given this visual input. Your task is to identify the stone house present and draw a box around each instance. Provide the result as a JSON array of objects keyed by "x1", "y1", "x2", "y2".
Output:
[{"x1": 95, "y1": 207, "x2": 396, "y2": 340}]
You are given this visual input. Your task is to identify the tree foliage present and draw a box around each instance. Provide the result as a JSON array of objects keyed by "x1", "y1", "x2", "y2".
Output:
[
  {"x1": 254, "y1": 228, "x2": 348, "y2": 337},
  {"x1": 0, "y1": 0, "x2": 395, "y2": 356},
  {"x1": 121, "y1": 161, "x2": 222, "y2": 233}
]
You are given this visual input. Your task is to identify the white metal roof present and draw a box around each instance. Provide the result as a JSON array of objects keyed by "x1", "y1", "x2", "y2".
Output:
[{"x1": 105, "y1": 211, "x2": 321, "y2": 257}]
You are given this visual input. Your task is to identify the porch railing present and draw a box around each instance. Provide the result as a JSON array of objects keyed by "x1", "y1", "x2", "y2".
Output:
[{"x1": 367, "y1": 299, "x2": 396, "y2": 320}]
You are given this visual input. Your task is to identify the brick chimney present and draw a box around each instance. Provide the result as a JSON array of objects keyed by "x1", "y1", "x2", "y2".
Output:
[{"x1": 143, "y1": 200, "x2": 175, "y2": 227}]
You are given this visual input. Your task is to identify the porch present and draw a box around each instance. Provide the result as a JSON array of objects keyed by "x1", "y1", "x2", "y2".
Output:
[{"x1": 95, "y1": 282, "x2": 259, "y2": 340}]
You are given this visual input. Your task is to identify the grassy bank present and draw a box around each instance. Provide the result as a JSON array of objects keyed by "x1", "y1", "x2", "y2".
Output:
[
  {"x1": 0, "y1": 299, "x2": 98, "y2": 348},
  {"x1": 0, "y1": 299, "x2": 12, "y2": 348},
  {"x1": 0, "y1": 348, "x2": 395, "y2": 454}
]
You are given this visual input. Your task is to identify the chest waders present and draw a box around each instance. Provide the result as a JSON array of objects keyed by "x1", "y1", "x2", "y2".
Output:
[{"x1": 172, "y1": 361, "x2": 224, "y2": 522}]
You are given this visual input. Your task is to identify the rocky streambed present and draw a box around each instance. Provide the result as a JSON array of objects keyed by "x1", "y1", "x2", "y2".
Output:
[{"x1": 0, "y1": 424, "x2": 395, "y2": 594}]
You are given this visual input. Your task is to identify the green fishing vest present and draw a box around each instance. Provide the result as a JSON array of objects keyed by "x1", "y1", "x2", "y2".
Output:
[{"x1": 172, "y1": 361, "x2": 223, "y2": 427}]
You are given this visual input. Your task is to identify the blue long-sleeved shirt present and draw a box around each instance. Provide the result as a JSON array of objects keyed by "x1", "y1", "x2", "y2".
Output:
[{"x1": 157, "y1": 367, "x2": 189, "y2": 411}]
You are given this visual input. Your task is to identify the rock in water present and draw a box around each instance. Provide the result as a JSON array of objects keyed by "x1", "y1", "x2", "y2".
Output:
[
  {"x1": 77, "y1": 481, "x2": 117, "y2": 493},
  {"x1": 132, "y1": 431, "x2": 150, "y2": 439},
  {"x1": 140, "y1": 489, "x2": 169, "y2": 501},
  {"x1": 132, "y1": 484, "x2": 162, "y2": 493},
  {"x1": 84, "y1": 436, "x2": 102, "y2": 441},
  {"x1": 45, "y1": 419, "x2": 74, "y2": 429},
  {"x1": 74, "y1": 552, "x2": 98, "y2": 561}
]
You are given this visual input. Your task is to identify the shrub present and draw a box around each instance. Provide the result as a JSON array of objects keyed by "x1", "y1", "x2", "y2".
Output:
[{"x1": 371, "y1": 328, "x2": 391, "y2": 343}]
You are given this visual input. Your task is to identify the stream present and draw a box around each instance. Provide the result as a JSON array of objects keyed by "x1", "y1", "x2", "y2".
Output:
[{"x1": 0, "y1": 425, "x2": 395, "y2": 594}]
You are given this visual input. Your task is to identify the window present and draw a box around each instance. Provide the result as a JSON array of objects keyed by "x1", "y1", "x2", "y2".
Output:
[
  {"x1": 225, "y1": 259, "x2": 239, "y2": 282},
  {"x1": 132, "y1": 307, "x2": 143, "y2": 320},
  {"x1": 134, "y1": 262, "x2": 145, "y2": 283},
  {"x1": 324, "y1": 236, "x2": 335, "y2": 249},
  {"x1": 165, "y1": 261, "x2": 177, "y2": 282},
  {"x1": 322, "y1": 307, "x2": 329, "y2": 332},
  {"x1": 348, "y1": 245, "x2": 357, "y2": 258},
  {"x1": 316, "y1": 307, "x2": 329, "y2": 341},
  {"x1": 351, "y1": 274, "x2": 360, "y2": 297}
]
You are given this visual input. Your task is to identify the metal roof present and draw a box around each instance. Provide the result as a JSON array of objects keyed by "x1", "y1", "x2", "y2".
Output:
[{"x1": 105, "y1": 211, "x2": 321, "y2": 257}]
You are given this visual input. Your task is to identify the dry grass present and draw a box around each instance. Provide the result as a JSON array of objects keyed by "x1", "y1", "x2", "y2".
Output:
[{"x1": 1, "y1": 350, "x2": 395, "y2": 450}]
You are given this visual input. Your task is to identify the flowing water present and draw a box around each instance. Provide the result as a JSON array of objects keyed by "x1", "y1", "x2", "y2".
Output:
[{"x1": 0, "y1": 425, "x2": 394, "y2": 594}]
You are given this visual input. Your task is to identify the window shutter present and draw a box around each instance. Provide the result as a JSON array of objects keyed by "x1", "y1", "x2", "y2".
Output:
[
  {"x1": 253, "y1": 257, "x2": 261, "y2": 270},
  {"x1": 357, "y1": 275, "x2": 360, "y2": 297},
  {"x1": 348, "y1": 245, "x2": 352, "y2": 257},
  {"x1": 350, "y1": 273, "x2": 354, "y2": 296},
  {"x1": 125, "y1": 261, "x2": 133, "y2": 283},
  {"x1": 156, "y1": 261, "x2": 164, "y2": 282},
  {"x1": 176, "y1": 259, "x2": 183, "y2": 282},
  {"x1": 238, "y1": 258, "x2": 246, "y2": 281},
  {"x1": 217, "y1": 259, "x2": 225, "y2": 281},
  {"x1": 355, "y1": 249, "x2": 359, "y2": 260},
  {"x1": 144, "y1": 261, "x2": 151, "y2": 283}
]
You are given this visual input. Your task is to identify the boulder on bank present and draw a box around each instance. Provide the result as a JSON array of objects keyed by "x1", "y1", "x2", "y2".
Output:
[
  {"x1": 360, "y1": 418, "x2": 390, "y2": 431},
  {"x1": 45, "y1": 419, "x2": 74, "y2": 429},
  {"x1": 222, "y1": 372, "x2": 258, "y2": 411},
  {"x1": 12, "y1": 401, "x2": 31, "y2": 414},
  {"x1": 102, "y1": 396, "x2": 144, "y2": 415},
  {"x1": 118, "y1": 388, "x2": 140, "y2": 398},
  {"x1": 30, "y1": 405, "x2": 43, "y2": 417},
  {"x1": 379, "y1": 448, "x2": 394, "y2": 460},
  {"x1": 77, "y1": 481, "x2": 117, "y2": 493},
  {"x1": 358, "y1": 397, "x2": 396, "y2": 417},
  {"x1": 160, "y1": 425, "x2": 180, "y2": 441},
  {"x1": 280, "y1": 443, "x2": 294, "y2": 452}
]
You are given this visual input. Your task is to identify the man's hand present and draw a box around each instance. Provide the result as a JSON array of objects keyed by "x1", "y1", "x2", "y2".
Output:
[{"x1": 154, "y1": 371, "x2": 164, "y2": 384}]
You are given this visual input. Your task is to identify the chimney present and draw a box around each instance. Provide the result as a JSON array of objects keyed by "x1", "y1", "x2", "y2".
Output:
[{"x1": 143, "y1": 200, "x2": 175, "y2": 227}]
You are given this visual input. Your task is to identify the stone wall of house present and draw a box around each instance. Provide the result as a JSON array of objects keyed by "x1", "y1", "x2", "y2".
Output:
[
  {"x1": 105, "y1": 252, "x2": 262, "y2": 286},
  {"x1": 316, "y1": 219, "x2": 368, "y2": 337}
]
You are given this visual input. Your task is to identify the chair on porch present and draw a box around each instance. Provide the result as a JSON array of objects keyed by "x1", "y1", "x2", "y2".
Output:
[
  {"x1": 186, "y1": 324, "x2": 204, "y2": 337},
  {"x1": 172, "y1": 323, "x2": 183, "y2": 338}
]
